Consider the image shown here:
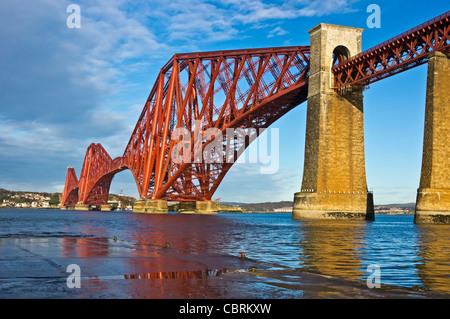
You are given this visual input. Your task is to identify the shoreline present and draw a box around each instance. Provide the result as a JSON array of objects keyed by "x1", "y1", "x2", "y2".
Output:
[
  {"x1": 0, "y1": 207, "x2": 416, "y2": 216},
  {"x1": 0, "y1": 207, "x2": 415, "y2": 216}
]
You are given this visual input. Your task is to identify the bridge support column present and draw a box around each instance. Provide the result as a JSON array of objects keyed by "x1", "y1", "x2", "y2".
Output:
[
  {"x1": 415, "y1": 52, "x2": 450, "y2": 224},
  {"x1": 195, "y1": 201, "x2": 218, "y2": 215},
  {"x1": 178, "y1": 201, "x2": 218, "y2": 214},
  {"x1": 178, "y1": 201, "x2": 196, "y2": 214},
  {"x1": 100, "y1": 204, "x2": 112, "y2": 212},
  {"x1": 133, "y1": 199, "x2": 168, "y2": 214},
  {"x1": 74, "y1": 204, "x2": 90, "y2": 211},
  {"x1": 293, "y1": 23, "x2": 374, "y2": 221}
]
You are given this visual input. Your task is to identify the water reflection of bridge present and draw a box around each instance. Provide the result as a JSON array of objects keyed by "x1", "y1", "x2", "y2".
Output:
[
  {"x1": 296, "y1": 218, "x2": 450, "y2": 293},
  {"x1": 56, "y1": 214, "x2": 450, "y2": 295}
]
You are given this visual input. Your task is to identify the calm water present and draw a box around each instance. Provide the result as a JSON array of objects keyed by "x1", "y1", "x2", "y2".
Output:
[{"x1": 0, "y1": 209, "x2": 449, "y2": 295}]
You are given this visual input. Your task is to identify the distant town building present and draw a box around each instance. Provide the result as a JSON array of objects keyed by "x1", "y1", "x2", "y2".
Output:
[{"x1": 273, "y1": 207, "x2": 292, "y2": 212}]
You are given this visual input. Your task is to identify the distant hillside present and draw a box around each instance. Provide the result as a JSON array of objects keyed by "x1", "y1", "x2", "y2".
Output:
[
  {"x1": 0, "y1": 186, "x2": 417, "y2": 214},
  {"x1": 221, "y1": 200, "x2": 416, "y2": 214},
  {"x1": 107, "y1": 193, "x2": 136, "y2": 208},
  {"x1": 222, "y1": 201, "x2": 293, "y2": 213},
  {"x1": 220, "y1": 201, "x2": 245, "y2": 206},
  {"x1": 377, "y1": 202, "x2": 415, "y2": 208},
  {"x1": 374, "y1": 202, "x2": 415, "y2": 215}
]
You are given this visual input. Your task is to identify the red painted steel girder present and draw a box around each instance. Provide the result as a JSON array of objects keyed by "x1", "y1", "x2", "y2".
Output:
[
  {"x1": 333, "y1": 11, "x2": 450, "y2": 89},
  {"x1": 122, "y1": 46, "x2": 311, "y2": 201},
  {"x1": 61, "y1": 167, "x2": 79, "y2": 206}
]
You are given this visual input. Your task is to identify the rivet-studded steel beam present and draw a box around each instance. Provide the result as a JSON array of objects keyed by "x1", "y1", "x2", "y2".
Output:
[{"x1": 332, "y1": 11, "x2": 450, "y2": 90}]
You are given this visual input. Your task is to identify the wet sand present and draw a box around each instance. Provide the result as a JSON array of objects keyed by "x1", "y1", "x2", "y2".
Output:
[{"x1": 0, "y1": 236, "x2": 448, "y2": 299}]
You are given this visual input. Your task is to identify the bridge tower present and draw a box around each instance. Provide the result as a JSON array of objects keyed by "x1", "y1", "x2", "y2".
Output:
[
  {"x1": 415, "y1": 51, "x2": 450, "y2": 224},
  {"x1": 293, "y1": 23, "x2": 374, "y2": 220}
]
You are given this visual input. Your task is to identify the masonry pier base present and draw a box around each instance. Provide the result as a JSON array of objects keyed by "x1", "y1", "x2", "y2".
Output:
[
  {"x1": 415, "y1": 188, "x2": 450, "y2": 224},
  {"x1": 178, "y1": 201, "x2": 196, "y2": 214},
  {"x1": 194, "y1": 201, "x2": 218, "y2": 215},
  {"x1": 293, "y1": 192, "x2": 374, "y2": 221},
  {"x1": 74, "y1": 204, "x2": 90, "y2": 211},
  {"x1": 133, "y1": 199, "x2": 168, "y2": 214},
  {"x1": 178, "y1": 201, "x2": 218, "y2": 215},
  {"x1": 61, "y1": 206, "x2": 76, "y2": 210},
  {"x1": 100, "y1": 204, "x2": 112, "y2": 212},
  {"x1": 414, "y1": 52, "x2": 450, "y2": 224}
]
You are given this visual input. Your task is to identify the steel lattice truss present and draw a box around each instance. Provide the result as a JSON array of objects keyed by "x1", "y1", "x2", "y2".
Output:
[
  {"x1": 122, "y1": 46, "x2": 310, "y2": 202},
  {"x1": 61, "y1": 167, "x2": 79, "y2": 206},
  {"x1": 62, "y1": 46, "x2": 311, "y2": 205},
  {"x1": 77, "y1": 143, "x2": 126, "y2": 205},
  {"x1": 333, "y1": 11, "x2": 450, "y2": 89}
]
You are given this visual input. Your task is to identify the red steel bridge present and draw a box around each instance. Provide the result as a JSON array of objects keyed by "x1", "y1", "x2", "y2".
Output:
[{"x1": 62, "y1": 11, "x2": 450, "y2": 207}]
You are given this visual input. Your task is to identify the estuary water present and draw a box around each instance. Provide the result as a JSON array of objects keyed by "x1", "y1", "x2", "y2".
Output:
[{"x1": 0, "y1": 209, "x2": 449, "y2": 298}]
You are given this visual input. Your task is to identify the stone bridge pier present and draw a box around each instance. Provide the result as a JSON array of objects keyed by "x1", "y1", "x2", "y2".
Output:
[
  {"x1": 415, "y1": 52, "x2": 450, "y2": 224},
  {"x1": 293, "y1": 23, "x2": 374, "y2": 221}
]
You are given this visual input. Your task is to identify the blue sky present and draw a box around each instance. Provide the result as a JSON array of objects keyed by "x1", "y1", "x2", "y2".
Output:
[{"x1": 0, "y1": 0, "x2": 448, "y2": 204}]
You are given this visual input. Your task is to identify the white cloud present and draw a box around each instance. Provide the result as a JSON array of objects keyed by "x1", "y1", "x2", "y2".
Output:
[
  {"x1": 267, "y1": 26, "x2": 289, "y2": 38},
  {"x1": 130, "y1": 0, "x2": 356, "y2": 48},
  {"x1": 299, "y1": 0, "x2": 358, "y2": 16},
  {"x1": 229, "y1": 0, "x2": 299, "y2": 24},
  {"x1": 222, "y1": 0, "x2": 356, "y2": 24}
]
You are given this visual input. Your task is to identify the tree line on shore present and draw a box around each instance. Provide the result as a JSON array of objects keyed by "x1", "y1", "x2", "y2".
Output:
[{"x1": 0, "y1": 188, "x2": 415, "y2": 214}]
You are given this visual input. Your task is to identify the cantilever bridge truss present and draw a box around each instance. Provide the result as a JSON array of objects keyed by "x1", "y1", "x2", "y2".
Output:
[{"x1": 62, "y1": 11, "x2": 449, "y2": 207}]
